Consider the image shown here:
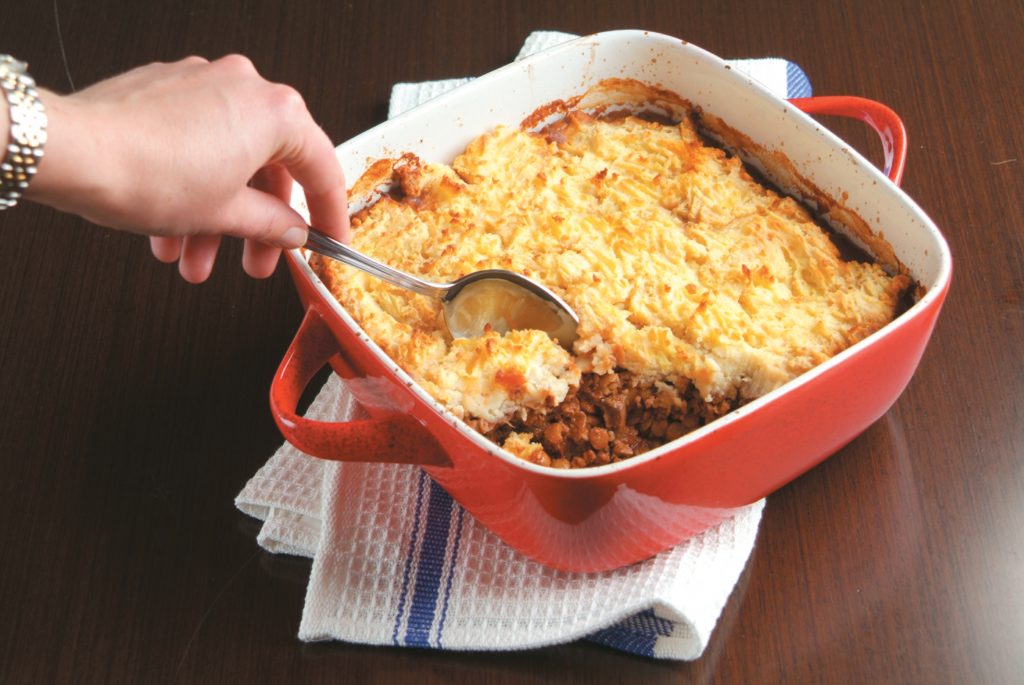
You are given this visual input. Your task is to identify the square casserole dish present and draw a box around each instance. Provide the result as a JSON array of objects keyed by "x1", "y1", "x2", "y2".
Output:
[{"x1": 269, "y1": 30, "x2": 952, "y2": 572}]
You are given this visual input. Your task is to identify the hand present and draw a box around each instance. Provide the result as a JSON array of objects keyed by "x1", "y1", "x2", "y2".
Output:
[{"x1": 27, "y1": 55, "x2": 349, "y2": 283}]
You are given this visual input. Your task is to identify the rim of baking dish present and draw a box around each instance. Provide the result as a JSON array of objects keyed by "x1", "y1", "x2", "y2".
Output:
[{"x1": 288, "y1": 30, "x2": 953, "y2": 479}]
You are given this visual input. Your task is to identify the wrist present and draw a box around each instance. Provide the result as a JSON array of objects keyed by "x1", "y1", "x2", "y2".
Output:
[
  {"x1": 24, "y1": 89, "x2": 116, "y2": 217},
  {"x1": 24, "y1": 89, "x2": 80, "y2": 205}
]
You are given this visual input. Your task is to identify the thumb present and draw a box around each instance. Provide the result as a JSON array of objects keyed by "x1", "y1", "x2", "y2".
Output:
[{"x1": 213, "y1": 186, "x2": 309, "y2": 248}]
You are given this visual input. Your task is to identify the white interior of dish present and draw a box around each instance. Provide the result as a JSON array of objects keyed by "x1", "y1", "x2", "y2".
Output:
[{"x1": 289, "y1": 30, "x2": 952, "y2": 478}]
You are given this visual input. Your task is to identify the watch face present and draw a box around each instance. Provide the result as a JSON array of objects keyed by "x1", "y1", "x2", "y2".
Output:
[{"x1": 9, "y1": 100, "x2": 47, "y2": 149}]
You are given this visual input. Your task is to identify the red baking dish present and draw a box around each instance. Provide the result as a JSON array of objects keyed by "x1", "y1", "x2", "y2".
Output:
[{"x1": 269, "y1": 31, "x2": 952, "y2": 573}]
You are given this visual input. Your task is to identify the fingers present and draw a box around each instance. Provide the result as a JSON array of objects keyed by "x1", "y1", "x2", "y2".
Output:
[
  {"x1": 242, "y1": 164, "x2": 291, "y2": 279},
  {"x1": 236, "y1": 84, "x2": 349, "y2": 279},
  {"x1": 150, "y1": 148, "x2": 311, "y2": 284},
  {"x1": 242, "y1": 242, "x2": 281, "y2": 279},
  {"x1": 212, "y1": 184, "x2": 309, "y2": 247},
  {"x1": 179, "y1": 234, "x2": 222, "y2": 284},
  {"x1": 150, "y1": 236, "x2": 182, "y2": 262},
  {"x1": 152, "y1": 179, "x2": 302, "y2": 282},
  {"x1": 149, "y1": 233, "x2": 225, "y2": 284},
  {"x1": 268, "y1": 92, "x2": 350, "y2": 243},
  {"x1": 304, "y1": 182, "x2": 351, "y2": 244}
]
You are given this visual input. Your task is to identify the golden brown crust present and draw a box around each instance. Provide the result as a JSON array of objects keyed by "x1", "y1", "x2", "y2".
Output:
[{"x1": 313, "y1": 81, "x2": 910, "y2": 467}]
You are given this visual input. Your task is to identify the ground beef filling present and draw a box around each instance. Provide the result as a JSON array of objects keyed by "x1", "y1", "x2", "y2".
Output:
[{"x1": 482, "y1": 371, "x2": 740, "y2": 468}]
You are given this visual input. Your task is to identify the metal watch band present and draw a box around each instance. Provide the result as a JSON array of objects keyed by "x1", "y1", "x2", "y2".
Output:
[{"x1": 0, "y1": 55, "x2": 47, "y2": 210}]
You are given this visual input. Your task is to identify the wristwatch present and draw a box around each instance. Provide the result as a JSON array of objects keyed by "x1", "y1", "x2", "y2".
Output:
[{"x1": 0, "y1": 55, "x2": 47, "y2": 210}]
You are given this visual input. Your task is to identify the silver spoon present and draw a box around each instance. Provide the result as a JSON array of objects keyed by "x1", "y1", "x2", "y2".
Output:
[{"x1": 303, "y1": 227, "x2": 579, "y2": 350}]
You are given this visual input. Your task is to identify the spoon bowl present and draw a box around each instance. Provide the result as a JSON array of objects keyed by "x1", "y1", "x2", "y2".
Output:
[{"x1": 303, "y1": 227, "x2": 579, "y2": 350}]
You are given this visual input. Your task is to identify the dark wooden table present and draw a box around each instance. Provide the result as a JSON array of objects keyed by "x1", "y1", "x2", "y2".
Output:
[{"x1": 2, "y1": 1, "x2": 1021, "y2": 682}]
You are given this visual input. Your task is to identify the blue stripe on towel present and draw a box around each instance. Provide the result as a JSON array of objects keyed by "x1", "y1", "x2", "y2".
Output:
[
  {"x1": 586, "y1": 609, "x2": 676, "y2": 657},
  {"x1": 402, "y1": 479, "x2": 455, "y2": 647},
  {"x1": 436, "y1": 506, "x2": 465, "y2": 647},
  {"x1": 786, "y1": 61, "x2": 813, "y2": 98},
  {"x1": 391, "y1": 473, "x2": 429, "y2": 646},
  {"x1": 587, "y1": 627, "x2": 658, "y2": 657}
]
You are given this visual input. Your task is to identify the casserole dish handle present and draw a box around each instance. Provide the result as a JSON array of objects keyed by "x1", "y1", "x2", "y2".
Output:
[
  {"x1": 270, "y1": 307, "x2": 450, "y2": 466},
  {"x1": 789, "y1": 96, "x2": 907, "y2": 185}
]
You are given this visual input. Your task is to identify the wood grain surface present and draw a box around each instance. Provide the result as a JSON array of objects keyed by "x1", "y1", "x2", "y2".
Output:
[{"x1": 1, "y1": 1, "x2": 1022, "y2": 683}]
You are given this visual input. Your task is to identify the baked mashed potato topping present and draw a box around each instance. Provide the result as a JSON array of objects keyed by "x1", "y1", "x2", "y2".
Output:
[{"x1": 314, "y1": 107, "x2": 910, "y2": 467}]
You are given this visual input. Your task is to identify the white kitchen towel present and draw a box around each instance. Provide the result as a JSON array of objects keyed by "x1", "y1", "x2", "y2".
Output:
[{"x1": 237, "y1": 31, "x2": 812, "y2": 660}]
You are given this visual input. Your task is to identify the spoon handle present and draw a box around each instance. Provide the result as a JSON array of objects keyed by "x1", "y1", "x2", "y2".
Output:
[{"x1": 304, "y1": 227, "x2": 448, "y2": 299}]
